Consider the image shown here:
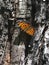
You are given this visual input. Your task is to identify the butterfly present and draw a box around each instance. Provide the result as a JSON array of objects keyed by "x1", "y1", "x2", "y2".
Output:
[{"x1": 17, "y1": 21, "x2": 35, "y2": 36}]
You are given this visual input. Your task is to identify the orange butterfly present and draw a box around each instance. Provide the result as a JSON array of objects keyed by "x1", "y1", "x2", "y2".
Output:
[{"x1": 17, "y1": 21, "x2": 35, "y2": 36}]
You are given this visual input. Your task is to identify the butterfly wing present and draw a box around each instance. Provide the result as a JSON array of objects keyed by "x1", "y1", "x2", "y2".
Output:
[
  {"x1": 18, "y1": 22, "x2": 30, "y2": 30},
  {"x1": 17, "y1": 21, "x2": 35, "y2": 36},
  {"x1": 25, "y1": 27, "x2": 35, "y2": 36}
]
